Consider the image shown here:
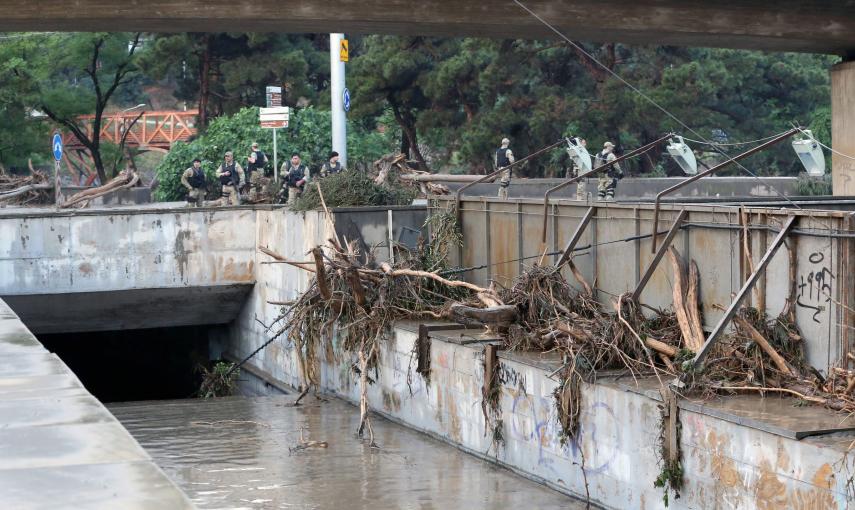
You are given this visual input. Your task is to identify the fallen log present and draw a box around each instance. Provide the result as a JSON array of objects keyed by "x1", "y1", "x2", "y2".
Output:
[
  {"x1": 668, "y1": 247, "x2": 704, "y2": 351},
  {"x1": 449, "y1": 303, "x2": 518, "y2": 328},
  {"x1": 646, "y1": 338, "x2": 679, "y2": 358},
  {"x1": 685, "y1": 260, "x2": 705, "y2": 349},
  {"x1": 398, "y1": 173, "x2": 485, "y2": 183},
  {"x1": 0, "y1": 183, "x2": 52, "y2": 203},
  {"x1": 733, "y1": 316, "x2": 795, "y2": 377},
  {"x1": 555, "y1": 321, "x2": 589, "y2": 342},
  {"x1": 60, "y1": 169, "x2": 139, "y2": 208},
  {"x1": 312, "y1": 248, "x2": 332, "y2": 300}
]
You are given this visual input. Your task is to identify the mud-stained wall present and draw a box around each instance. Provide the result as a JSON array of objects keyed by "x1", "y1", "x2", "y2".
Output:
[
  {"x1": 0, "y1": 206, "x2": 257, "y2": 295},
  {"x1": 218, "y1": 202, "x2": 852, "y2": 509},
  {"x1": 230, "y1": 322, "x2": 852, "y2": 510},
  {"x1": 440, "y1": 198, "x2": 854, "y2": 374}
]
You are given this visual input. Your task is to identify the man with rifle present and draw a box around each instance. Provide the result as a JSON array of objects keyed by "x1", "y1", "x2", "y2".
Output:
[
  {"x1": 216, "y1": 151, "x2": 245, "y2": 206},
  {"x1": 180, "y1": 158, "x2": 207, "y2": 207},
  {"x1": 279, "y1": 152, "x2": 310, "y2": 204}
]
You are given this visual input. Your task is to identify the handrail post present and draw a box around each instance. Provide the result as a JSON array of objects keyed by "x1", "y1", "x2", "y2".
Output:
[
  {"x1": 553, "y1": 206, "x2": 596, "y2": 271},
  {"x1": 690, "y1": 215, "x2": 797, "y2": 367},
  {"x1": 632, "y1": 209, "x2": 688, "y2": 301}
]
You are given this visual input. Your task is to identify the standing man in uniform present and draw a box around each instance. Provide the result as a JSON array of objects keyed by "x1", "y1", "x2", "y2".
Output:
[
  {"x1": 320, "y1": 151, "x2": 344, "y2": 178},
  {"x1": 280, "y1": 152, "x2": 310, "y2": 204},
  {"x1": 181, "y1": 158, "x2": 207, "y2": 207},
  {"x1": 245, "y1": 142, "x2": 269, "y2": 201},
  {"x1": 595, "y1": 141, "x2": 622, "y2": 201},
  {"x1": 495, "y1": 137, "x2": 515, "y2": 200},
  {"x1": 216, "y1": 151, "x2": 244, "y2": 206}
]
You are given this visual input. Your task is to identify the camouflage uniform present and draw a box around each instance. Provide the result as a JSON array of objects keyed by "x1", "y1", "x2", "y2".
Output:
[
  {"x1": 595, "y1": 146, "x2": 622, "y2": 200},
  {"x1": 180, "y1": 166, "x2": 206, "y2": 207},
  {"x1": 495, "y1": 140, "x2": 515, "y2": 200},
  {"x1": 216, "y1": 158, "x2": 245, "y2": 206}
]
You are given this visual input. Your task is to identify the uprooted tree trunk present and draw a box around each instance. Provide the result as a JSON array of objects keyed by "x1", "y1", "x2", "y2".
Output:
[
  {"x1": 667, "y1": 247, "x2": 705, "y2": 351},
  {"x1": 60, "y1": 169, "x2": 139, "y2": 208}
]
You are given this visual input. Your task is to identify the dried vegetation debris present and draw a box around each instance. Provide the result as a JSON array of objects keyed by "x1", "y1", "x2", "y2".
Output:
[{"x1": 0, "y1": 165, "x2": 51, "y2": 205}]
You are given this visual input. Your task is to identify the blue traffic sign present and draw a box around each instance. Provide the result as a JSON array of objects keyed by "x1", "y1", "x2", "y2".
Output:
[
  {"x1": 342, "y1": 88, "x2": 351, "y2": 113},
  {"x1": 52, "y1": 133, "x2": 63, "y2": 161}
]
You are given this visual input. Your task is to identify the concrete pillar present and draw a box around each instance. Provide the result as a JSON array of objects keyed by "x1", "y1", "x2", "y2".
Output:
[
  {"x1": 832, "y1": 60, "x2": 855, "y2": 195},
  {"x1": 329, "y1": 33, "x2": 347, "y2": 168}
]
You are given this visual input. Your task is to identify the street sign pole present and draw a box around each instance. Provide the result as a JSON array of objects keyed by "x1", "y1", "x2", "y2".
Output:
[
  {"x1": 259, "y1": 105, "x2": 290, "y2": 184},
  {"x1": 330, "y1": 33, "x2": 347, "y2": 168},
  {"x1": 52, "y1": 132, "x2": 63, "y2": 208},
  {"x1": 265, "y1": 86, "x2": 283, "y2": 182}
]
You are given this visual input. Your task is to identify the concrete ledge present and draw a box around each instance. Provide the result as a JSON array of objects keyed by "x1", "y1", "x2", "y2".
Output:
[
  {"x1": 4, "y1": 283, "x2": 254, "y2": 334},
  {"x1": 0, "y1": 299, "x2": 192, "y2": 509}
]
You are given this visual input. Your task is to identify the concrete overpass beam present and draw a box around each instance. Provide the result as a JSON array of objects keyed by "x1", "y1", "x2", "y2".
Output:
[{"x1": 833, "y1": 60, "x2": 855, "y2": 195}]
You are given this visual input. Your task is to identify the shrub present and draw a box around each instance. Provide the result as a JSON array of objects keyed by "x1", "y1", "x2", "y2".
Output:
[
  {"x1": 154, "y1": 106, "x2": 392, "y2": 201},
  {"x1": 289, "y1": 170, "x2": 416, "y2": 211}
]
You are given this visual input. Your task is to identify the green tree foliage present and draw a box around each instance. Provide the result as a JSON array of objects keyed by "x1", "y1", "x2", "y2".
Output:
[
  {"x1": 350, "y1": 37, "x2": 837, "y2": 177},
  {"x1": 153, "y1": 106, "x2": 391, "y2": 201},
  {"x1": 0, "y1": 32, "x2": 142, "y2": 182},
  {"x1": 138, "y1": 33, "x2": 328, "y2": 129}
]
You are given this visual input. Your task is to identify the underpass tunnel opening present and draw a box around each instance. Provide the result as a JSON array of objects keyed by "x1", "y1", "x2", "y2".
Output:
[{"x1": 38, "y1": 325, "x2": 229, "y2": 403}]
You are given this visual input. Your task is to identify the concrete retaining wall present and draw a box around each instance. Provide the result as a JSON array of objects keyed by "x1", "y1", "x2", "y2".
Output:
[
  {"x1": 0, "y1": 204, "x2": 256, "y2": 295},
  {"x1": 228, "y1": 319, "x2": 853, "y2": 510},
  {"x1": 225, "y1": 203, "x2": 854, "y2": 509}
]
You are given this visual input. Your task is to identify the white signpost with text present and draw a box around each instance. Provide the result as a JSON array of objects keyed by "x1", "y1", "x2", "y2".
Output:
[{"x1": 260, "y1": 95, "x2": 289, "y2": 182}]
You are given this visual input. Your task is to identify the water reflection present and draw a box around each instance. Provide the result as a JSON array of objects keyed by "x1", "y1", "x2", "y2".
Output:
[{"x1": 110, "y1": 396, "x2": 585, "y2": 509}]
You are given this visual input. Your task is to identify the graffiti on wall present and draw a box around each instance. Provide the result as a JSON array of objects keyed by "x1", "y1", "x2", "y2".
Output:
[
  {"x1": 507, "y1": 388, "x2": 619, "y2": 477},
  {"x1": 797, "y1": 251, "x2": 835, "y2": 323}
]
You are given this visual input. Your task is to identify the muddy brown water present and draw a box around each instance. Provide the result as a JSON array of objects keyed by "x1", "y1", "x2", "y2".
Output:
[{"x1": 110, "y1": 395, "x2": 587, "y2": 509}]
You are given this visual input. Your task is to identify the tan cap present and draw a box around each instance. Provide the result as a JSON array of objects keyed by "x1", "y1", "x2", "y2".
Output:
[
  {"x1": 251, "y1": 142, "x2": 259, "y2": 148},
  {"x1": 501, "y1": 137, "x2": 510, "y2": 145},
  {"x1": 225, "y1": 151, "x2": 234, "y2": 157},
  {"x1": 603, "y1": 141, "x2": 615, "y2": 149}
]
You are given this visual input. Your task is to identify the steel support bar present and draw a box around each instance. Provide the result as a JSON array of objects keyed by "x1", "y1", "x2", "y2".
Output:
[
  {"x1": 631, "y1": 209, "x2": 688, "y2": 301},
  {"x1": 691, "y1": 215, "x2": 797, "y2": 367},
  {"x1": 651, "y1": 128, "x2": 799, "y2": 252},
  {"x1": 541, "y1": 133, "x2": 673, "y2": 243},
  {"x1": 553, "y1": 206, "x2": 596, "y2": 271}
]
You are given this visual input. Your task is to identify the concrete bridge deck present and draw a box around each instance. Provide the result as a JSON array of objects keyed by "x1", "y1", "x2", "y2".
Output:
[
  {"x1": 0, "y1": 298, "x2": 192, "y2": 509},
  {"x1": 1, "y1": 0, "x2": 854, "y2": 55}
]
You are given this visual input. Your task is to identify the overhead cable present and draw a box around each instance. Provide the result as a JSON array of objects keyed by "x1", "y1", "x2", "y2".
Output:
[{"x1": 512, "y1": 0, "x2": 803, "y2": 210}]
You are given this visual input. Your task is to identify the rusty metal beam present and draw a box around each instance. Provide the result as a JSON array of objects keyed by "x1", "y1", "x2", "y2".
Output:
[
  {"x1": 691, "y1": 215, "x2": 797, "y2": 367},
  {"x1": 631, "y1": 209, "x2": 688, "y2": 302},
  {"x1": 553, "y1": 206, "x2": 595, "y2": 271},
  {"x1": 541, "y1": 133, "x2": 673, "y2": 243},
  {"x1": 651, "y1": 128, "x2": 799, "y2": 252}
]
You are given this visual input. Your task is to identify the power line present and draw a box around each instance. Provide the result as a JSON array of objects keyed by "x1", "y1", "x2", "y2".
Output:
[
  {"x1": 681, "y1": 130, "x2": 794, "y2": 147},
  {"x1": 512, "y1": 0, "x2": 803, "y2": 210}
]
